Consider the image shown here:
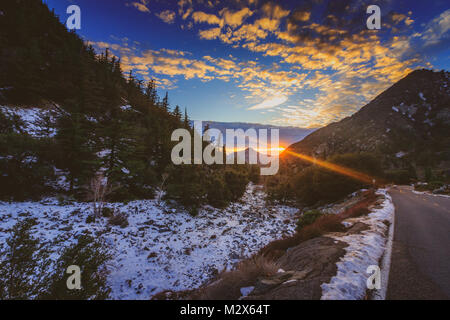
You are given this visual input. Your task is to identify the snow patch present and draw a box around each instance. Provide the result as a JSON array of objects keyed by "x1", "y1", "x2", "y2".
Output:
[
  {"x1": 240, "y1": 286, "x2": 255, "y2": 297},
  {"x1": 320, "y1": 189, "x2": 394, "y2": 300},
  {"x1": 0, "y1": 106, "x2": 57, "y2": 137}
]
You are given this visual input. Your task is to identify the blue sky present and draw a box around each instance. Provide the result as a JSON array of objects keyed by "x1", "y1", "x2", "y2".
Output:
[{"x1": 44, "y1": 0, "x2": 449, "y2": 127}]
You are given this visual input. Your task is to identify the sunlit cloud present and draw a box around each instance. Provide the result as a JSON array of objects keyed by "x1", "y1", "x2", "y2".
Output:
[
  {"x1": 421, "y1": 9, "x2": 450, "y2": 46},
  {"x1": 113, "y1": 1, "x2": 446, "y2": 127},
  {"x1": 126, "y1": 0, "x2": 150, "y2": 13},
  {"x1": 156, "y1": 10, "x2": 176, "y2": 24},
  {"x1": 248, "y1": 95, "x2": 288, "y2": 110}
]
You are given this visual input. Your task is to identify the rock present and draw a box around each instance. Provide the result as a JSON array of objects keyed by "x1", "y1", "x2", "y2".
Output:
[
  {"x1": 346, "y1": 222, "x2": 369, "y2": 235},
  {"x1": 245, "y1": 237, "x2": 347, "y2": 300}
]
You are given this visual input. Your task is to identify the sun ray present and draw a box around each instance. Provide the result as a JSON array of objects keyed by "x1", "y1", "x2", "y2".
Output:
[{"x1": 284, "y1": 150, "x2": 377, "y2": 185}]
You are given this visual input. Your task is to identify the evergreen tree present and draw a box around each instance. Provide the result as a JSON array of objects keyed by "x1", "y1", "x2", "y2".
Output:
[
  {"x1": 173, "y1": 105, "x2": 182, "y2": 120},
  {"x1": 183, "y1": 108, "x2": 190, "y2": 128},
  {"x1": 161, "y1": 92, "x2": 169, "y2": 111}
]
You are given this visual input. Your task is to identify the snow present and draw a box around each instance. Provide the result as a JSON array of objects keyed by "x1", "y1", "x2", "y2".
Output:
[
  {"x1": 395, "y1": 151, "x2": 406, "y2": 158},
  {"x1": 239, "y1": 286, "x2": 255, "y2": 297},
  {"x1": 320, "y1": 189, "x2": 394, "y2": 300},
  {"x1": 0, "y1": 105, "x2": 57, "y2": 137},
  {"x1": 120, "y1": 105, "x2": 132, "y2": 111},
  {"x1": 0, "y1": 183, "x2": 297, "y2": 300},
  {"x1": 391, "y1": 106, "x2": 399, "y2": 112},
  {"x1": 419, "y1": 92, "x2": 426, "y2": 101},
  {"x1": 412, "y1": 190, "x2": 450, "y2": 198}
]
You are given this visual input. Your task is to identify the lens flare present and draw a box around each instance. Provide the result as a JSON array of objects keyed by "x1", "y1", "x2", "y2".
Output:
[{"x1": 284, "y1": 150, "x2": 377, "y2": 185}]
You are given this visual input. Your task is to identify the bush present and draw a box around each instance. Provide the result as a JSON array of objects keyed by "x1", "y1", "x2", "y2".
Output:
[
  {"x1": 85, "y1": 215, "x2": 95, "y2": 224},
  {"x1": 296, "y1": 210, "x2": 322, "y2": 232},
  {"x1": 224, "y1": 169, "x2": 248, "y2": 201},
  {"x1": 384, "y1": 169, "x2": 415, "y2": 184},
  {"x1": 101, "y1": 207, "x2": 113, "y2": 218},
  {"x1": 108, "y1": 211, "x2": 129, "y2": 228},
  {"x1": 206, "y1": 174, "x2": 231, "y2": 208},
  {"x1": 0, "y1": 218, "x2": 49, "y2": 299},
  {"x1": 41, "y1": 235, "x2": 111, "y2": 300}
]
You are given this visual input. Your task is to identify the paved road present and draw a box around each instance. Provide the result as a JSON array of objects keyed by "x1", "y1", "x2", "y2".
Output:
[{"x1": 387, "y1": 186, "x2": 450, "y2": 299}]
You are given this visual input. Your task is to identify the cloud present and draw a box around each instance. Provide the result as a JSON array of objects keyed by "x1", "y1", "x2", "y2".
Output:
[
  {"x1": 421, "y1": 9, "x2": 450, "y2": 46},
  {"x1": 127, "y1": 0, "x2": 150, "y2": 13},
  {"x1": 261, "y1": 2, "x2": 290, "y2": 20},
  {"x1": 220, "y1": 7, "x2": 253, "y2": 28},
  {"x1": 109, "y1": 0, "x2": 438, "y2": 127},
  {"x1": 199, "y1": 27, "x2": 222, "y2": 40},
  {"x1": 248, "y1": 95, "x2": 288, "y2": 110},
  {"x1": 192, "y1": 11, "x2": 222, "y2": 25},
  {"x1": 156, "y1": 10, "x2": 176, "y2": 24}
]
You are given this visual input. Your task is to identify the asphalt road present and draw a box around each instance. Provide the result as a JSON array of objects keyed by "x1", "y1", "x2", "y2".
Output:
[{"x1": 387, "y1": 186, "x2": 450, "y2": 299}]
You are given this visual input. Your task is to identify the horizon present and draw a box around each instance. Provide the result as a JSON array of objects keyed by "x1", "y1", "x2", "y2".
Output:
[{"x1": 44, "y1": 0, "x2": 450, "y2": 128}]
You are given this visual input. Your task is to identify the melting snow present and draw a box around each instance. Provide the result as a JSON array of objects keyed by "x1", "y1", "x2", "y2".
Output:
[{"x1": 321, "y1": 189, "x2": 394, "y2": 300}]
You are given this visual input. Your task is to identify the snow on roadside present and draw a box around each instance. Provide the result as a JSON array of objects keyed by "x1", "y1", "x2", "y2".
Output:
[
  {"x1": 320, "y1": 189, "x2": 395, "y2": 300},
  {"x1": 0, "y1": 184, "x2": 297, "y2": 300},
  {"x1": 412, "y1": 190, "x2": 450, "y2": 198}
]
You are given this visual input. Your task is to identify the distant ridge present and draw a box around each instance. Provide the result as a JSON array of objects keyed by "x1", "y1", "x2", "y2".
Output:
[{"x1": 192, "y1": 120, "x2": 316, "y2": 147}]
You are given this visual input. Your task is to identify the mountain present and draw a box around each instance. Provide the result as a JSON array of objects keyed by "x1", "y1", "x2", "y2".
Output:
[
  {"x1": 285, "y1": 69, "x2": 450, "y2": 180},
  {"x1": 194, "y1": 120, "x2": 316, "y2": 148}
]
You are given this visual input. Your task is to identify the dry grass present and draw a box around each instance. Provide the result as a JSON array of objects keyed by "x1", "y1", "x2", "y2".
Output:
[
  {"x1": 194, "y1": 256, "x2": 279, "y2": 300},
  {"x1": 260, "y1": 189, "x2": 377, "y2": 259}
]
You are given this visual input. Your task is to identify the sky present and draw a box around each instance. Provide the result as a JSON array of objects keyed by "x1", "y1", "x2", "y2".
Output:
[{"x1": 44, "y1": 0, "x2": 450, "y2": 128}]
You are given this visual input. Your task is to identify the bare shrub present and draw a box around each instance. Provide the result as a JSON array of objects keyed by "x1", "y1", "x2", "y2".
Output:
[
  {"x1": 87, "y1": 174, "x2": 115, "y2": 218},
  {"x1": 157, "y1": 173, "x2": 169, "y2": 206}
]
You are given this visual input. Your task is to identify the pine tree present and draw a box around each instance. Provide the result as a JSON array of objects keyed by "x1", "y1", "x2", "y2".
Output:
[
  {"x1": 173, "y1": 105, "x2": 182, "y2": 120},
  {"x1": 161, "y1": 92, "x2": 169, "y2": 111},
  {"x1": 145, "y1": 79, "x2": 158, "y2": 105},
  {"x1": 183, "y1": 108, "x2": 190, "y2": 128}
]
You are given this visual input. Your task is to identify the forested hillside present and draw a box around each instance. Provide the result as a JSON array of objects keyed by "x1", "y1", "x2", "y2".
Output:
[{"x1": 0, "y1": 0, "x2": 254, "y2": 209}]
